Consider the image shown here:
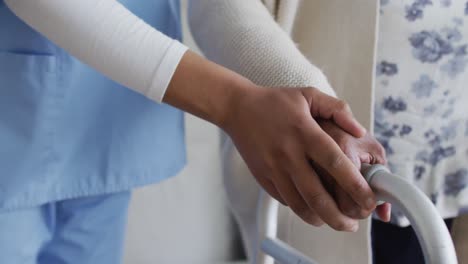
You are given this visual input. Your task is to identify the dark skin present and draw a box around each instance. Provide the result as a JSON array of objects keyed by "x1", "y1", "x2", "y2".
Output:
[
  {"x1": 317, "y1": 119, "x2": 391, "y2": 223},
  {"x1": 269, "y1": 119, "x2": 391, "y2": 224},
  {"x1": 165, "y1": 51, "x2": 378, "y2": 231}
]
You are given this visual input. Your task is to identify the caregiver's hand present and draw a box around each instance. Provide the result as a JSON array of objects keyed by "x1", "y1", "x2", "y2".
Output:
[
  {"x1": 222, "y1": 86, "x2": 376, "y2": 231},
  {"x1": 317, "y1": 120, "x2": 391, "y2": 222},
  {"x1": 165, "y1": 51, "x2": 376, "y2": 232}
]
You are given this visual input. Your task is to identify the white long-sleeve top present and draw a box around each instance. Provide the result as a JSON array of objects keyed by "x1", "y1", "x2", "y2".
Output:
[
  {"x1": 4, "y1": 0, "x2": 187, "y2": 102},
  {"x1": 4, "y1": 0, "x2": 334, "y2": 103}
]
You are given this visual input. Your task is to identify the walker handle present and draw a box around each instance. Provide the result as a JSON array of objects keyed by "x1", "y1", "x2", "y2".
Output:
[
  {"x1": 260, "y1": 164, "x2": 458, "y2": 264},
  {"x1": 361, "y1": 164, "x2": 457, "y2": 264}
]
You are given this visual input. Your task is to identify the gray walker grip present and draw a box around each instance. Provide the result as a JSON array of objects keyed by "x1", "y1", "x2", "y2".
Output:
[
  {"x1": 361, "y1": 164, "x2": 457, "y2": 264},
  {"x1": 261, "y1": 164, "x2": 458, "y2": 264}
]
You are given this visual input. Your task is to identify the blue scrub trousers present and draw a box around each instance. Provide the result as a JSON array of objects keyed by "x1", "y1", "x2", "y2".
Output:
[{"x1": 0, "y1": 191, "x2": 131, "y2": 264}]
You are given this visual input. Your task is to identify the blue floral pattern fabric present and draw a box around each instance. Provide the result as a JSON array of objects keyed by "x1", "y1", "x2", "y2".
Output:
[{"x1": 376, "y1": 0, "x2": 468, "y2": 226}]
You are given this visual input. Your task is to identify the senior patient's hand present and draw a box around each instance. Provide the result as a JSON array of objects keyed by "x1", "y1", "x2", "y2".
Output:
[
  {"x1": 316, "y1": 119, "x2": 391, "y2": 222},
  {"x1": 223, "y1": 86, "x2": 376, "y2": 232}
]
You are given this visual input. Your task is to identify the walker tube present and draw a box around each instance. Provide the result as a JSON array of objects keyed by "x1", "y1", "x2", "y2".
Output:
[
  {"x1": 261, "y1": 164, "x2": 458, "y2": 264},
  {"x1": 361, "y1": 164, "x2": 457, "y2": 264},
  {"x1": 261, "y1": 238, "x2": 318, "y2": 264}
]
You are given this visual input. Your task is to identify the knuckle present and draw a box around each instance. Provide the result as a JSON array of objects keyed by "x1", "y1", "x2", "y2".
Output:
[
  {"x1": 272, "y1": 146, "x2": 289, "y2": 163},
  {"x1": 298, "y1": 210, "x2": 324, "y2": 227},
  {"x1": 336, "y1": 100, "x2": 351, "y2": 112},
  {"x1": 339, "y1": 142, "x2": 353, "y2": 157},
  {"x1": 306, "y1": 192, "x2": 329, "y2": 210},
  {"x1": 377, "y1": 145, "x2": 387, "y2": 160},
  {"x1": 273, "y1": 144, "x2": 297, "y2": 167},
  {"x1": 349, "y1": 181, "x2": 370, "y2": 201},
  {"x1": 290, "y1": 202, "x2": 309, "y2": 218},
  {"x1": 341, "y1": 204, "x2": 358, "y2": 218},
  {"x1": 307, "y1": 214, "x2": 324, "y2": 227},
  {"x1": 357, "y1": 208, "x2": 372, "y2": 219},
  {"x1": 297, "y1": 209, "x2": 314, "y2": 225},
  {"x1": 342, "y1": 203, "x2": 370, "y2": 219},
  {"x1": 328, "y1": 154, "x2": 346, "y2": 171},
  {"x1": 292, "y1": 113, "x2": 311, "y2": 132},
  {"x1": 351, "y1": 178, "x2": 368, "y2": 194},
  {"x1": 280, "y1": 139, "x2": 298, "y2": 156}
]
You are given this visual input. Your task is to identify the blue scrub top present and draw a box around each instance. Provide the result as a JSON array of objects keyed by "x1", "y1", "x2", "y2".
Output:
[{"x1": 0, "y1": 0, "x2": 186, "y2": 210}]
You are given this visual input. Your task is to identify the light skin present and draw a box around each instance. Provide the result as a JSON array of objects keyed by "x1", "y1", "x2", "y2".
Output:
[{"x1": 164, "y1": 50, "x2": 383, "y2": 231}]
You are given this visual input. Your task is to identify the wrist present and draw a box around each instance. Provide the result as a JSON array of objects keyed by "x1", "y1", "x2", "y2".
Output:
[
  {"x1": 163, "y1": 50, "x2": 259, "y2": 129},
  {"x1": 217, "y1": 80, "x2": 258, "y2": 131}
]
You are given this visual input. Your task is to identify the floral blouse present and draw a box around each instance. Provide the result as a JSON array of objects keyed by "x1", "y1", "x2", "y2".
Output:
[{"x1": 375, "y1": 0, "x2": 468, "y2": 226}]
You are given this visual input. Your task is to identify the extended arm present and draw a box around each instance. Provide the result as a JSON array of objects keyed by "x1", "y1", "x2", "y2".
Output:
[
  {"x1": 6, "y1": 0, "x2": 377, "y2": 231},
  {"x1": 5, "y1": 0, "x2": 187, "y2": 102}
]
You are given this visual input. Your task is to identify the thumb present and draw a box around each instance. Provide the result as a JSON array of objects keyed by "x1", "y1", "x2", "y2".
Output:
[{"x1": 305, "y1": 88, "x2": 366, "y2": 138}]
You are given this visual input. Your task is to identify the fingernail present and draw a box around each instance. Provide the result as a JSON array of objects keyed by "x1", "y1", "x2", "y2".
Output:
[{"x1": 351, "y1": 222, "x2": 359, "y2": 232}]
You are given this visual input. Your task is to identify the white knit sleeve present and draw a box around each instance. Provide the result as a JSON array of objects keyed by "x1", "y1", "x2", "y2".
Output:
[
  {"x1": 188, "y1": 0, "x2": 336, "y2": 96},
  {"x1": 4, "y1": 0, "x2": 188, "y2": 103}
]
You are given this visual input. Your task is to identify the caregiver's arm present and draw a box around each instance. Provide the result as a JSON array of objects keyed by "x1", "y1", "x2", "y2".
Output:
[
  {"x1": 5, "y1": 0, "x2": 186, "y2": 102},
  {"x1": 188, "y1": 0, "x2": 377, "y2": 229},
  {"x1": 5, "y1": 0, "x2": 376, "y2": 231}
]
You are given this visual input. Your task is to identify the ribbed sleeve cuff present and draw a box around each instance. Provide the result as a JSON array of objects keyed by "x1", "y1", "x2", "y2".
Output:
[{"x1": 147, "y1": 40, "x2": 188, "y2": 102}]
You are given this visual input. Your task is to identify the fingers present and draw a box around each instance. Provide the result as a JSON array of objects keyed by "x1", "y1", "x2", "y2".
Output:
[
  {"x1": 290, "y1": 158, "x2": 359, "y2": 232},
  {"x1": 255, "y1": 175, "x2": 286, "y2": 205},
  {"x1": 376, "y1": 202, "x2": 392, "y2": 222},
  {"x1": 313, "y1": 163, "x2": 372, "y2": 220},
  {"x1": 332, "y1": 103, "x2": 366, "y2": 138},
  {"x1": 304, "y1": 88, "x2": 366, "y2": 138},
  {"x1": 335, "y1": 184, "x2": 373, "y2": 219},
  {"x1": 304, "y1": 123, "x2": 377, "y2": 212},
  {"x1": 270, "y1": 169, "x2": 324, "y2": 226},
  {"x1": 369, "y1": 138, "x2": 387, "y2": 165}
]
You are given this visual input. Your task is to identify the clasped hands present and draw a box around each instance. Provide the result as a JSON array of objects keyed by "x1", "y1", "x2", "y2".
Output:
[
  {"x1": 222, "y1": 86, "x2": 391, "y2": 232},
  {"x1": 164, "y1": 51, "x2": 390, "y2": 232}
]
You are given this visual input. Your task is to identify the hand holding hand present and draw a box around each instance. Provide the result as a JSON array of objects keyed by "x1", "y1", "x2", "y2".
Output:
[
  {"x1": 164, "y1": 51, "x2": 379, "y2": 231},
  {"x1": 316, "y1": 119, "x2": 391, "y2": 222},
  {"x1": 222, "y1": 86, "x2": 376, "y2": 232}
]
